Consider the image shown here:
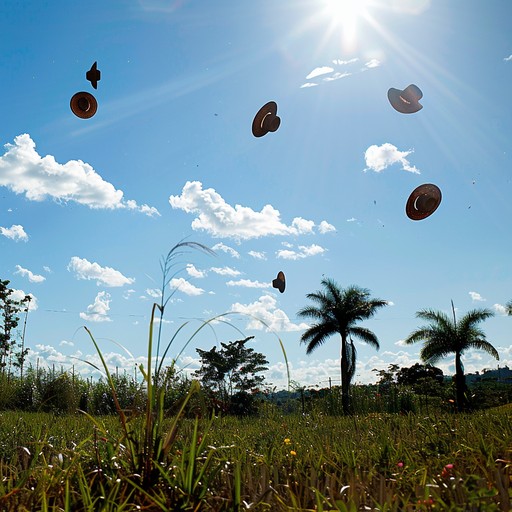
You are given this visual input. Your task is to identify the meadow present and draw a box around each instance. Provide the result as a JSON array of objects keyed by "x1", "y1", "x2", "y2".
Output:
[{"x1": 0, "y1": 404, "x2": 510, "y2": 511}]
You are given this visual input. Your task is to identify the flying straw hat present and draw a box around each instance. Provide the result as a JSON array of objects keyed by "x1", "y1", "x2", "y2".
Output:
[
  {"x1": 86, "y1": 61, "x2": 101, "y2": 89},
  {"x1": 387, "y1": 84, "x2": 423, "y2": 114},
  {"x1": 252, "y1": 101, "x2": 281, "y2": 137},
  {"x1": 406, "y1": 183, "x2": 442, "y2": 220},
  {"x1": 272, "y1": 271, "x2": 286, "y2": 293},
  {"x1": 70, "y1": 91, "x2": 98, "y2": 119}
]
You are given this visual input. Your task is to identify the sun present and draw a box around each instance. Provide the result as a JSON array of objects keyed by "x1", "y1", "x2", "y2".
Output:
[{"x1": 322, "y1": 0, "x2": 370, "y2": 48}]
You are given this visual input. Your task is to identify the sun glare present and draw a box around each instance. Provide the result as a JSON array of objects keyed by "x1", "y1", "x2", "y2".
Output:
[{"x1": 323, "y1": 0, "x2": 370, "y2": 48}]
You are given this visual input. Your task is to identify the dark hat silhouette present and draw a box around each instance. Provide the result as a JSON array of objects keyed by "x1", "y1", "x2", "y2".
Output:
[
  {"x1": 406, "y1": 183, "x2": 442, "y2": 220},
  {"x1": 252, "y1": 101, "x2": 281, "y2": 137},
  {"x1": 388, "y1": 84, "x2": 423, "y2": 114},
  {"x1": 272, "y1": 271, "x2": 286, "y2": 293},
  {"x1": 86, "y1": 61, "x2": 101, "y2": 89},
  {"x1": 70, "y1": 91, "x2": 98, "y2": 119}
]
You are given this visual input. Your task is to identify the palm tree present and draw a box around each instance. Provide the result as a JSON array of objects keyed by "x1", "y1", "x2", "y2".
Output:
[
  {"x1": 506, "y1": 300, "x2": 512, "y2": 316},
  {"x1": 297, "y1": 279, "x2": 387, "y2": 414},
  {"x1": 404, "y1": 301, "x2": 498, "y2": 411}
]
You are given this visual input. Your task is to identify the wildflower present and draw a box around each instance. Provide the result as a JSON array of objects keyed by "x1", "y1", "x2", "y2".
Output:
[
  {"x1": 284, "y1": 438, "x2": 291, "y2": 445},
  {"x1": 441, "y1": 463, "x2": 454, "y2": 478},
  {"x1": 397, "y1": 462, "x2": 404, "y2": 468},
  {"x1": 290, "y1": 450, "x2": 297, "y2": 456}
]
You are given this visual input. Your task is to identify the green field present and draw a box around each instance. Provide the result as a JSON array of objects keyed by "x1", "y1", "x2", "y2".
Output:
[{"x1": 0, "y1": 405, "x2": 510, "y2": 511}]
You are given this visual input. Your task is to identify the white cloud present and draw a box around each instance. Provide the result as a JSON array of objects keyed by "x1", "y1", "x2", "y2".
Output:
[
  {"x1": 0, "y1": 224, "x2": 28, "y2": 241},
  {"x1": 364, "y1": 59, "x2": 381, "y2": 69},
  {"x1": 276, "y1": 244, "x2": 326, "y2": 260},
  {"x1": 169, "y1": 277, "x2": 204, "y2": 296},
  {"x1": 0, "y1": 134, "x2": 159, "y2": 216},
  {"x1": 364, "y1": 143, "x2": 420, "y2": 174},
  {"x1": 210, "y1": 266, "x2": 241, "y2": 277},
  {"x1": 123, "y1": 289, "x2": 136, "y2": 299},
  {"x1": 10, "y1": 289, "x2": 38, "y2": 310},
  {"x1": 68, "y1": 256, "x2": 135, "y2": 287},
  {"x1": 211, "y1": 242, "x2": 240, "y2": 258},
  {"x1": 504, "y1": 55, "x2": 512, "y2": 62},
  {"x1": 59, "y1": 340, "x2": 74, "y2": 347},
  {"x1": 323, "y1": 72, "x2": 351, "y2": 82},
  {"x1": 306, "y1": 66, "x2": 334, "y2": 79},
  {"x1": 226, "y1": 279, "x2": 271, "y2": 289},
  {"x1": 229, "y1": 294, "x2": 309, "y2": 332},
  {"x1": 300, "y1": 82, "x2": 318, "y2": 88},
  {"x1": 14, "y1": 265, "x2": 46, "y2": 283},
  {"x1": 186, "y1": 263, "x2": 206, "y2": 278},
  {"x1": 43, "y1": 266, "x2": 52, "y2": 273},
  {"x1": 346, "y1": 217, "x2": 357, "y2": 222},
  {"x1": 318, "y1": 220, "x2": 336, "y2": 234},
  {"x1": 332, "y1": 58, "x2": 359, "y2": 65},
  {"x1": 146, "y1": 288, "x2": 162, "y2": 298},
  {"x1": 493, "y1": 303, "x2": 508, "y2": 316},
  {"x1": 169, "y1": 181, "x2": 329, "y2": 240},
  {"x1": 80, "y1": 291, "x2": 112, "y2": 322},
  {"x1": 469, "y1": 291, "x2": 486, "y2": 302},
  {"x1": 248, "y1": 250, "x2": 266, "y2": 260}
]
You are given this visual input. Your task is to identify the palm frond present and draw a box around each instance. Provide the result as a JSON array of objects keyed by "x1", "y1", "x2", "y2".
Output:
[
  {"x1": 465, "y1": 339, "x2": 500, "y2": 360},
  {"x1": 349, "y1": 326, "x2": 380, "y2": 350}
]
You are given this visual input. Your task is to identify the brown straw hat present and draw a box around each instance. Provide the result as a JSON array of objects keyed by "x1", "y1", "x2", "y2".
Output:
[
  {"x1": 252, "y1": 101, "x2": 281, "y2": 137},
  {"x1": 406, "y1": 183, "x2": 442, "y2": 220},
  {"x1": 70, "y1": 91, "x2": 98, "y2": 119},
  {"x1": 387, "y1": 84, "x2": 423, "y2": 114},
  {"x1": 272, "y1": 271, "x2": 286, "y2": 293},
  {"x1": 86, "y1": 61, "x2": 101, "y2": 89}
]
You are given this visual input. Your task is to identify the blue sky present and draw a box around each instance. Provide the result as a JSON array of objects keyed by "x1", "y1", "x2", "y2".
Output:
[{"x1": 1, "y1": 0, "x2": 511, "y2": 389}]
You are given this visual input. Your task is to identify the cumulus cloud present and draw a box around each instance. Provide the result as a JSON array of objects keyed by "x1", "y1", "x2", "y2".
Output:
[
  {"x1": 80, "y1": 291, "x2": 112, "y2": 322},
  {"x1": 186, "y1": 263, "x2": 206, "y2": 278},
  {"x1": 230, "y1": 294, "x2": 309, "y2": 332},
  {"x1": 0, "y1": 134, "x2": 159, "y2": 216},
  {"x1": 10, "y1": 289, "x2": 38, "y2": 310},
  {"x1": 318, "y1": 220, "x2": 336, "y2": 234},
  {"x1": 146, "y1": 288, "x2": 162, "y2": 298},
  {"x1": 469, "y1": 291, "x2": 486, "y2": 302},
  {"x1": 226, "y1": 279, "x2": 270, "y2": 289},
  {"x1": 14, "y1": 265, "x2": 46, "y2": 283},
  {"x1": 210, "y1": 266, "x2": 241, "y2": 277},
  {"x1": 276, "y1": 244, "x2": 326, "y2": 260},
  {"x1": 248, "y1": 250, "x2": 266, "y2": 260},
  {"x1": 493, "y1": 303, "x2": 508, "y2": 316},
  {"x1": 169, "y1": 181, "x2": 331, "y2": 240},
  {"x1": 212, "y1": 242, "x2": 240, "y2": 259},
  {"x1": 169, "y1": 277, "x2": 204, "y2": 296},
  {"x1": 364, "y1": 143, "x2": 420, "y2": 174},
  {"x1": 0, "y1": 224, "x2": 28, "y2": 241},
  {"x1": 68, "y1": 256, "x2": 135, "y2": 287}
]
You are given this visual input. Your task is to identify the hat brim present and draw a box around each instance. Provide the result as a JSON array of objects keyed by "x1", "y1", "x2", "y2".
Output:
[
  {"x1": 388, "y1": 88, "x2": 423, "y2": 114},
  {"x1": 406, "y1": 183, "x2": 442, "y2": 220},
  {"x1": 252, "y1": 101, "x2": 280, "y2": 137},
  {"x1": 70, "y1": 92, "x2": 98, "y2": 119},
  {"x1": 272, "y1": 271, "x2": 286, "y2": 293}
]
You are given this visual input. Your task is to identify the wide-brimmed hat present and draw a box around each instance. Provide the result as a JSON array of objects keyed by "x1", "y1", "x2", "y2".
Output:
[
  {"x1": 70, "y1": 91, "x2": 98, "y2": 119},
  {"x1": 272, "y1": 271, "x2": 286, "y2": 293},
  {"x1": 86, "y1": 61, "x2": 101, "y2": 89},
  {"x1": 406, "y1": 183, "x2": 442, "y2": 220},
  {"x1": 387, "y1": 84, "x2": 423, "y2": 114},
  {"x1": 252, "y1": 101, "x2": 281, "y2": 137}
]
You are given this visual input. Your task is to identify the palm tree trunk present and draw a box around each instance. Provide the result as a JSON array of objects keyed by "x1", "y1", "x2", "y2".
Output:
[
  {"x1": 340, "y1": 334, "x2": 350, "y2": 414},
  {"x1": 455, "y1": 351, "x2": 466, "y2": 412}
]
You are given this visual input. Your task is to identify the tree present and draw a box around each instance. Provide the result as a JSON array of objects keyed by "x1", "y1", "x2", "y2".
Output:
[
  {"x1": 404, "y1": 301, "x2": 498, "y2": 412},
  {"x1": 0, "y1": 280, "x2": 30, "y2": 378},
  {"x1": 194, "y1": 336, "x2": 269, "y2": 415},
  {"x1": 297, "y1": 279, "x2": 387, "y2": 414},
  {"x1": 396, "y1": 363, "x2": 444, "y2": 387},
  {"x1": 506, "y1": 300, "x2": 512, "y2": 316}
]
